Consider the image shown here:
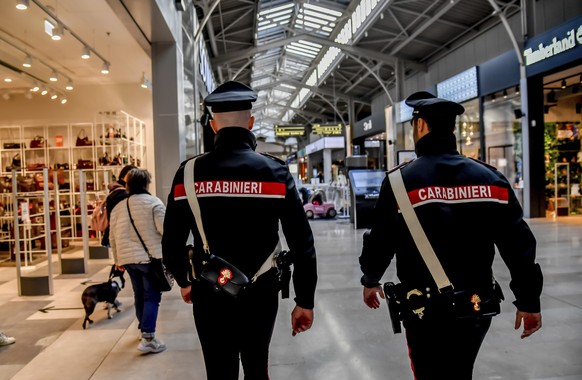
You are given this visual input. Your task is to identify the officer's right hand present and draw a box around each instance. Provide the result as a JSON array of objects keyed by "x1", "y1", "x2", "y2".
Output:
[
  {"x1": 363, "y1": 286, "x2": 384, "y2": 309},
  {"x1": 515, "y1": 311, "x2": 542, "y2": 339},
  {"x1": 180, "y1": 285, "x2": 193, "y2": 304}
]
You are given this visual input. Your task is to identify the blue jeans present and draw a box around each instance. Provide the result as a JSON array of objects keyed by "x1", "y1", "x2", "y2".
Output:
[{"x1": 125, "y1": 263, "x2": 162, "y2": 335}]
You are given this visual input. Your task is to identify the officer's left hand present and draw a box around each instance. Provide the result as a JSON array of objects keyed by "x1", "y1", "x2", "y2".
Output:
[
  {"x1": 291, "y1": 306, "x2": 313, "y2": 336},
  {"x1": 180, "y1": 285, "x2": 193, "y2": 304},
  {"x1": 363, "y1": 286, "x2": 384, "y2": 309},
  {"x1": 515, "y1": 311, "x2": 542, "y2": 339}
]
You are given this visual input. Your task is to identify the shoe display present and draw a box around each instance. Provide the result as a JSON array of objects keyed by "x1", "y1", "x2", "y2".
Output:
[
  {"x1": 137, "y1": 337, "x2": 166, "y2": 354},
  {"x1": 0, "y1": 333, "x2": 15, "y2": 346}
]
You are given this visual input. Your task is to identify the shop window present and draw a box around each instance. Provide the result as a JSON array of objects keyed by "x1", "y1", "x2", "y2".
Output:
[{"x1": 455, "y1": 99, "x2": 480, "y2": 159}]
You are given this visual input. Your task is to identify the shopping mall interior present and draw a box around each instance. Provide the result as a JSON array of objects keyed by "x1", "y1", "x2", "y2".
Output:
[{"x1": 0, "y1": 0, "x2": 581, "y2": 379}]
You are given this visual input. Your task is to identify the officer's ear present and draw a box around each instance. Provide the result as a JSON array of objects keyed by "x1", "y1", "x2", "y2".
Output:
[
  {"x1": 248, "y1": 115, "x2": 255, "y2": 130},
  {"x1": 209, "y1": 119, "x2": 218, "y2": 134},
  {"x1": 417, "y1": 117, "x2": 430, "y2": 136}
]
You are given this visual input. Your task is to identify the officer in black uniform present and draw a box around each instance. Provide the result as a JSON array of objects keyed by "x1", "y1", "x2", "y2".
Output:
[
  {"x1": 162, "y1": 81, "x2": 317, "y2": 380},
  {"x1": 359, "y1": 91, "x2": 543, "y2": 379}
]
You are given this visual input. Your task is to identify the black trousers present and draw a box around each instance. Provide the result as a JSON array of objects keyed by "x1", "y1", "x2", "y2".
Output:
[
  {"x1": 192, "y1": 271, "x2": 279, "y2": 380},
  {"x1": 403, "y1": 315, "x2": 492, "y2": 380}
]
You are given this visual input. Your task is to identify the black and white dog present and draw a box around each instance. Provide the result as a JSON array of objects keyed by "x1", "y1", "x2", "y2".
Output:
[{"x1": 82, "y1": 265, "x2": 126, "y2": 329}]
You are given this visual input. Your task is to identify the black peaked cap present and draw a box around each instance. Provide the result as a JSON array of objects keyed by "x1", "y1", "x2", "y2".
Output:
[
  {"x1": 205, "y1": 81, "x2": 258, "y2": 113},
  {"x1": 405, "y1": 91, "x2": 464, "y2": 119}
]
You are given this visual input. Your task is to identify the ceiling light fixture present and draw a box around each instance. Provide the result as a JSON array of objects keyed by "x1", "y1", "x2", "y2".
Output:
[
  {"x1": 22, "y1": 54, "x2": 32, "y2": 68},
  {"x1": 51, "y1": 23, "x2": 64, "y2": 41},
  {"x1": 515, "y1": 85, "x2": 520, "y2": 95},
  {"x1": 49, "y1": 70, "x2": 58, "y2": 81},
  {"x1": 31, "y1": 83, "x2": 40, "y2": 92},
  {"x1": 561, "y1": 79, "x2": 567, "y2": 89},
  {"x1": 65, "y1": 80, "x2": 74, "y2": 91},
  {"x1": 60, "y1": 97, "x2": 67, "y2": 104},
  {"x1": 81, "y1": 46, "x2": 91, "y2": 59},
  {"x1": 4, "y1": 78, "x2": 12, "y2": 83},
  {"x1": 101, "y1": 62, "x2": 110, "y2": 74},
  {"x1": 41, "y1": 87, "x2": 48, "y2": 95},
  {"x1": 50, "y1": 92, "x2": 58, "y2": 100},
  {"x1": 16, "y1": 0, "x2": 29, "y2": 10},
  {"x1": 503, "y1": 89, "x2": 508, "y2": 99},
  {"x1": 141, "y1": 72, "x2": 151, "y2": 89},
  {"x1": 491, "y1": 93, "x2": 496, "y2": 102}
]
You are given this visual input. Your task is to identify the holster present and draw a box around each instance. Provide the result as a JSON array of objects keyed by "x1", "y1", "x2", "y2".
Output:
[
  {"x1": 383, "y1": 282, "x2": 403, "y2": 334},
  {"x1": 199, "y1": 254, "x2": 249, "y2": 298},
  {"x1": 276, "y1": 250, "x2": 292, "y2": 299}
]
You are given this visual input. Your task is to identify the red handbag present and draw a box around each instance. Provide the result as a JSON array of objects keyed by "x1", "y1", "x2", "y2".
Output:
[
  {"x1": 30, "y1": 136, "x2": 45, "y2": 148},
  {"x1": 75, "y1": 129, "x2": 93, "y2": 146}
]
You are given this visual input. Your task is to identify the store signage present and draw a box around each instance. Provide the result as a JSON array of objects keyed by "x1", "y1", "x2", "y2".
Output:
[
  {"x1": 437, "y1": 67, "x2": 478, "y2": 104},
  {"x1": 524, "y1": 25, "x2": 581, "y2": 66},
  {"x1": 524, "y1": 15, "x2": 582, "y2": 77},
  {"x1": 275, "y1": 125, "x2": 305, "y2": 137},
  {"x1": 353, "y1": 112, "x2": 386, "y2": 139},
  {"x1": 312, "y1": 123, "x2": 343, "y2": 135}
]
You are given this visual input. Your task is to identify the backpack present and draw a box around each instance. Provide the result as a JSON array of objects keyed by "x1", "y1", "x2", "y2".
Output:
[
  {"x1": 91, "y1": 199, "x2": 109, "y2": 232},
  {"x1": 91, "y1": 187, "x2": 124, "y2": 232}
]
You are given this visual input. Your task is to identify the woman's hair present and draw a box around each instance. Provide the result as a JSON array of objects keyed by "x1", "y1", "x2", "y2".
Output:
[
  {"x1": 125, "y1": 168, "x2": 151, "y2": 194},
  {"x1": 119, "y1": 165, "x2": 137, "y2": 182}
]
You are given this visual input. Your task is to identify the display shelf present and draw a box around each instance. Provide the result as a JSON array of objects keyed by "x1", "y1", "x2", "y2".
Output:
[{"x1": 0, "y1": 112, "x2": 146, "y2": 254}]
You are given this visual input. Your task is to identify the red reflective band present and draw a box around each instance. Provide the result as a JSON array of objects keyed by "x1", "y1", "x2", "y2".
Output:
[
  {"x1": 174, "y1": 184, "x2": 187, "y2": 201},
  {"x1": 407, "y1": 185, "x2": 508, "y2": 207},
  {"x1": 193, "y1": 181, "x2": 286, "y2": 198}
]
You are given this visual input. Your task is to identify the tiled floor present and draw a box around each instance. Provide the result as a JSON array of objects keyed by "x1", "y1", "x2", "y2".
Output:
[{"x1": 0, "y1": 216, "x2": 581, "y2": 380}]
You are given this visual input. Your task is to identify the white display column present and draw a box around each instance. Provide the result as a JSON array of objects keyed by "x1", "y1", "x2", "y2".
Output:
[
  {"x1": 323, "y1": 148, "x2": 332, "y2": 184},
  {"x1": 151, "y1": 41, "x2": 185, "y2": 200}
]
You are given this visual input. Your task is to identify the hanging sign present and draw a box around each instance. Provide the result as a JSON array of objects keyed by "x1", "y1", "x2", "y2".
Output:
[
  {"x1": 312, "y1": 123, "x2": 343, "y2": 135},
  {"x1": 21, "y1": 201, "x2": 30, "y2": 223},
  {"x1": 275, "y1": 125, "x2": 305, "y2": 137}
]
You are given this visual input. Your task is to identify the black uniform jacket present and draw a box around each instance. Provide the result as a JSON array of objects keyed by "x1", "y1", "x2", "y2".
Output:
[
  {"x1": 162, "y1": 127, "x2": 317, "y2": 309},
  {"x1": 360, "y1": 132, "x2": 542, "y2": 313}
]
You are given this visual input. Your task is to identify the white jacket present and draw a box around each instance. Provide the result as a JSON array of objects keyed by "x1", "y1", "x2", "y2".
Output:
[{"x1": 109, "y1": 193, "x2": 166, "y2": 266}]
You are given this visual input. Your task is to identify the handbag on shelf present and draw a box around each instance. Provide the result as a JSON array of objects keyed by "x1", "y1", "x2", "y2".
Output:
[
  {"x1": 126, "y1": 197, "x2": 174, "y2": 292},
  {"x1": 26, "y1": 163, "x2": 46, "y2": 171},
  {"x1": 17, "y1": 175, "x2": 36, "y2": 192},
  {"x1": 75, "y1": 129, "x2": 93, "y2": 147},
  {"x1": 0, "y1": 177, "x2": 12, "y2": 193},
  {"x1": 34, "y1": 173, "x2": 54, "y2": 191},
  {"x1": 3, "y1": 142, "x2": 23, "y2": 149},
  {"x1": 77, "y1": 159, "x2": 94, "y2": 169},
  {"x1": 30, "y1": 136, "x2": 45, "y2": 148},
  {"x1": 11, "y1": 154, "x2": 22, "y2": 170},
  {"x1": 86, "y1": 178, "x2": 95, "y2": 191}
]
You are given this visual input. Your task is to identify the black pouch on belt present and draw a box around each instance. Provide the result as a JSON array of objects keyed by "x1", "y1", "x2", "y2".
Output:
[
  {"x1": 199, "y1": 254, "x2": 249, "y2": 298},
  {"x1": 383, "y1": 282, "x2": 403, "y2": 334},
  {"x1": 445, "y1": 281, "x2": 504, "y2": 319}
]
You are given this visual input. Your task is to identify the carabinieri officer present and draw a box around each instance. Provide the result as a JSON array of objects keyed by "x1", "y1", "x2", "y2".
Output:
[
  {"x1": 359, "y1": 91, "x2": 543, "y2": 379},
  {"x1": 162, "y1": 81, "x2": 317, "y2": 380}
]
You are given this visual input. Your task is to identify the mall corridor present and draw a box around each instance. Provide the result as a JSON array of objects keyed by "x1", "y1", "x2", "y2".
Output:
[{"x1": 0, "y1": 217, "x2": 580, "y2": 380}]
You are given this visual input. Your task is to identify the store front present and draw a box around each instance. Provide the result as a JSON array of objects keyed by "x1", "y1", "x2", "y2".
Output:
[
  {"x1": 523, "y1": 14, "x2": 582, "y2": 216},
  {"x1": 353, "y1": 112, "x2": 387, "y2": 170}
]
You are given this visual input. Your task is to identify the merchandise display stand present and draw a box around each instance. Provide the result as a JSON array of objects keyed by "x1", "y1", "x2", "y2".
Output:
[
  {"x1": 12, "y1": 169, "x2": 53, "y2": 296},
  {"x1": 54, "y1": 171, "x2": 85, "y2": 274}
]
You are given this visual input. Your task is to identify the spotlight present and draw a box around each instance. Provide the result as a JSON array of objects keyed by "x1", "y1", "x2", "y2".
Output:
[
  {"x1": 561, "y1": 79, "x2": 566, "y2": 89},
  {"x1": 503, "y1": 89, "x2": 508, "y2": 99},
  {"x1": 49, "y1": 70, "x2": 58, "y2": 82},
  {"x1": 101, "y1": 62, "x2": 110, "y2": 74},
  {"x1": 60, "y1": 97, "x2": 67, "y2": 104},
  {"x1": 65, "y1": 80, "x2": 74, "y2": 91},
  {"x1": 31, "y1": 83, "x2": 40, "y2": 92},
  {"x1": 491, "y1": 93, "x2": 496, "y2": 102},
  {"x1": 22, "y1": 55, "x2": 32, "y2": 68},
  {"x1": 41, "y1": 87, "x2": 48, "y2": 95},
  {"x1": 141, "y1": 72, "x2": 151, "y2": 89},
  {"x1": 50, "y1": 92, "x2": 58, "y2": 100},
  {"x1": 81, "y1": 46, "x2": 91, "y2": 59},
  {"x1": 515, "y1": 85, "x2": 520, "y2": 95},
  {"x1": 51, "y1": 24, "x2": 64, "y2": 41},
  {"x1": 16, "y1": 0, "x2": 29, "y2": 10},
  {"x1": 4, "y1": 78, "x2": 12, "y2": 83}
]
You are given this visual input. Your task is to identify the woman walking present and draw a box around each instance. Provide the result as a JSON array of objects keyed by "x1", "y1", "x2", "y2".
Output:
[{"x1": 110, "y1": 168, "x2": 167, "y2": 353}]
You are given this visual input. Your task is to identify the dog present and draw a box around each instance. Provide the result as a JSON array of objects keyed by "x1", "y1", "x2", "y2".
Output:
[{"x1": 82, "y1": 265, "x2": 126, "y2": 329}]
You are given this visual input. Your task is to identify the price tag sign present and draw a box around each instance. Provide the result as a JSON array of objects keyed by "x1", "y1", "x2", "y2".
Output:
[{"x1": 21, "y1": 201, "x2": 30, "y2": 223}]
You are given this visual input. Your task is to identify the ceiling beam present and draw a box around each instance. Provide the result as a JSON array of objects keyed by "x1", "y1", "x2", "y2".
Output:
[{"x1": 211, "y1": 33, "x2": 426, "y2": 72}]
